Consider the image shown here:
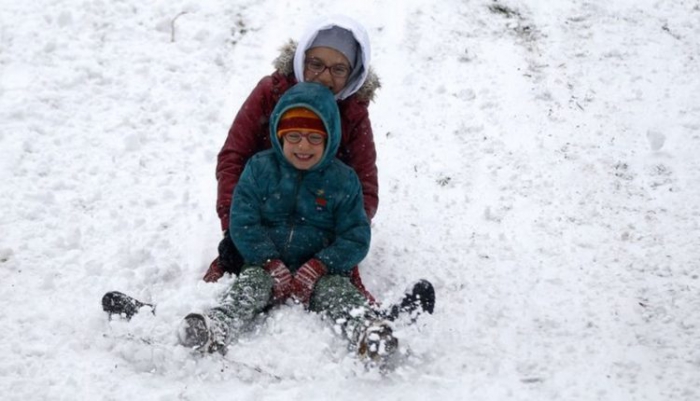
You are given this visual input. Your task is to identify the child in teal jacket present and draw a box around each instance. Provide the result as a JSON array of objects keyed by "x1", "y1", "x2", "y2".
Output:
[
  {"x1": 178, "y1": 82, "x2": 397, "y2": 367},
  {"x1": 230, "y1": 81, "x2": 371, "y2": 278}
]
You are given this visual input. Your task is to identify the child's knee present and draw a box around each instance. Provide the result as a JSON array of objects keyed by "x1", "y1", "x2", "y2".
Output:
[
  {"x1": 310, "y1": 274, "x2": 366, "y2": 312},
  {"x1": 315, "y1": 275, "x2": 354, "y2": 292},
  {"x1": 227, "y1": 265, "x2": 273, "y2": 293}
]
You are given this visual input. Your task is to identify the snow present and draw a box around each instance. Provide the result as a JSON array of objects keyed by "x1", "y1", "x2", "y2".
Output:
[{"x1": 1, "y1": 0, "x2": 699, "y2": 399}]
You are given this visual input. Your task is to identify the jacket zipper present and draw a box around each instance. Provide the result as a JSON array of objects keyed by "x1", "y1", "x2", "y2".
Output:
[{"x1": 283, "y1": 171, "x2": 304, "y2": 259}]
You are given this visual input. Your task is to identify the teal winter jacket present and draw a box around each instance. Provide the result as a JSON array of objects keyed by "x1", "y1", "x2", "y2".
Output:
[{"x1": 229, "y1": 83, "x2": 371, "y2": 274}]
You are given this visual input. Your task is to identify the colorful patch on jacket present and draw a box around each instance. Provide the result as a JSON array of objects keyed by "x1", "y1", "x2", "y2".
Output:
[{"x1": 315, "y1": 190, "x2": 327, "y2": 211}]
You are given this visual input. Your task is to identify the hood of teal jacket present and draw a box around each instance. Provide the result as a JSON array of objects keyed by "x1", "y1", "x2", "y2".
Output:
[{"x1": 269, "y1": 82, "x2": 341, "y2": 172}]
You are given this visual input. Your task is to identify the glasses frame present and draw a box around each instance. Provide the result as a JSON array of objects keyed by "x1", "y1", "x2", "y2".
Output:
[
  {"x1": 304, "y1": 57, "x2": 351, "y2": 78},
  {"x1": 282, "y1": 131, "x2": 326, "y2": 146}
]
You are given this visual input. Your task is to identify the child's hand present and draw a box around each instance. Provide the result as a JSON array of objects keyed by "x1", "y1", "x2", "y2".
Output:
[
  {"x1": 263, "y1": 259, "x2": 293, "y2": 303},
  {"x1": 203, "y1": 258, "x2": 225, "y2": 282},
  {"x1": 291, "y1": 259, "x2": 327, "y2": 305}
]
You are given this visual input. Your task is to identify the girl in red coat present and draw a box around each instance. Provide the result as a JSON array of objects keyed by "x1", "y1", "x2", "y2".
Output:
[
  {"x1": 101, "y1": 18, "x2": 433, "y2": 331},
  {"x1": 204, "y1": 15, "x2": 380, "y2": 301}
]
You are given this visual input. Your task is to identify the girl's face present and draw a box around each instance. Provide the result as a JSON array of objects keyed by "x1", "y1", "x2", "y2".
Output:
[
  {"x1": 281, "y1": 129, "x2": 326, "y2": 170},
  {"x1": 303, "y1": 47, "x2": 351, "y2": 94}
]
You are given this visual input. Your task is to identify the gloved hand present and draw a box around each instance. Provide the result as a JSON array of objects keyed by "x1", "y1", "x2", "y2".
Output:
[
  {"x1": 263, "y1": 259, "x2": 293, "y2": 303},
  {"x1": 291, "y1": 259, "x2": 327, "y2": 305},
  {"x1": 218, "y1": 230, "x2": 244, "y2": 275},
  {"x1": 203, "y1": 230, "x2": 245, "y2": 282},
  {"x1": 203, "y1": 231, "x2": 233, "y2": 283},
  {"x1": 203, "y1": 257, "x2": 224, "y2": 283}
]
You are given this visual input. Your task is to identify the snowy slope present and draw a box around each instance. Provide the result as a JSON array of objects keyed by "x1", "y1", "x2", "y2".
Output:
[{"x1": 1, "y1": 0, "x2": 699, "y2": 400}]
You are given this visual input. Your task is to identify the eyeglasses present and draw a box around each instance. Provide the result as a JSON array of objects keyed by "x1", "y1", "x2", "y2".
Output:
[
  {"x1": 304, "y1": 58, "x2": 350, "y2": 78},
  {"x1": 282, "y1": 131, "x2": 326, "y2": 145}
]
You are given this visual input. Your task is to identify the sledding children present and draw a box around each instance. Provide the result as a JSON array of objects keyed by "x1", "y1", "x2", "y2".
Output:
[
  {"x1": 204, "y1": 15, "x2": 380, "y2": 303},
  {"x1": 178, "y1": 82, "x2": 398, "y2": 365}
]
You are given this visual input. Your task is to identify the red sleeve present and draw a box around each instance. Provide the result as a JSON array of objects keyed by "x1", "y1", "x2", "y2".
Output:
[
  {"x1": 216, "y1": 74, "x2": 286, "y2": 230},
  {"x1": 337, "y1": 100, "x2": 379, "y2": 221}
]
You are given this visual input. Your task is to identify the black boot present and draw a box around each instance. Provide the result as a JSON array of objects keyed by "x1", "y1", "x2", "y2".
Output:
[
  {"x1": 177, "y1": 313, "x2": 228, "y2": 354},
  {"x1": 101, "y1": 291, "x2": 154, "y2": 320},
  {"x1": 385, "y1": 279, "x2": 435, "y2": 321}
]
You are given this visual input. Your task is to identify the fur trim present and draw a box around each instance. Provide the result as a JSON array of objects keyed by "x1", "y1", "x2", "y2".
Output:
[
  {"x1": 272, "y1": 40, "x2": 380, "y2": 102},
  {"x1": 273, "y1": 40, "x2": 297, "y2": 76}
]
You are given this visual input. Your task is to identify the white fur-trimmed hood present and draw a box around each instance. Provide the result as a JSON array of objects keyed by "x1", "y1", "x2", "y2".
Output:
[{"x1": 273, "y1": 40, "x2": 381, "y2": 103}]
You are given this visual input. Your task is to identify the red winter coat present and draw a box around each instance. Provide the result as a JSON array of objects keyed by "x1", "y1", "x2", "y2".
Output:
[{"x1": 216, "y1": 43, "x2": 381, "y2": 231}]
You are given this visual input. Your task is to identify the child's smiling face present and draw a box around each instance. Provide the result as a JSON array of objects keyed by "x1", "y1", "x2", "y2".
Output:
[{"x1": 282, "y1": 129, "x2": 326, "y2": 170}]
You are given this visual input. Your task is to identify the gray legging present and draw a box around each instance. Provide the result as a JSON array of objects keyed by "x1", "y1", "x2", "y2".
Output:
[{"x1": 209, "y1": 266, "x2": 373, "y2": 346}]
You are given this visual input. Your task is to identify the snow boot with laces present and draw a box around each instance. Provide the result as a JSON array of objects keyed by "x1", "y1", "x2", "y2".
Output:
[
  {"x1": 177, "y1": 313, "x2": 228, "y2": 355},
  {"x1": 357, "y1": 321, "x2": 400, "y2": 372}
]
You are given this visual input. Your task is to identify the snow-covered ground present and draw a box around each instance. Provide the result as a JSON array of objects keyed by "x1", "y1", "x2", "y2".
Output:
[{"x1": 1, "y1": 0, "x2": 699, "y2": 399}]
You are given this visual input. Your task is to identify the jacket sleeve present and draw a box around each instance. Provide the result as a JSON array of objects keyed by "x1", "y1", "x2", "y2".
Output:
[
  {"x1": 337, "y1": 101, "x2": 379, "y2": 221},
  {"x1": 315, "y1": 170, "x2": 371, "y2": 274},
  {"x1": 229, "y1": 161, "x2": 281, "y2": 265},
  {"x1": 215, "y1": 76, "x2": 277, "y2": 231}
]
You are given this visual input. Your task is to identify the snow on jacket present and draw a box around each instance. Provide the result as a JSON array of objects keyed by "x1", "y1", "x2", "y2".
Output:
[
  {"x1": 229, "y1": 83, "x2": 371, "y2": 274},
  {"x1": 216, "y1": 23, "x2": 380, "y2": 231}
]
